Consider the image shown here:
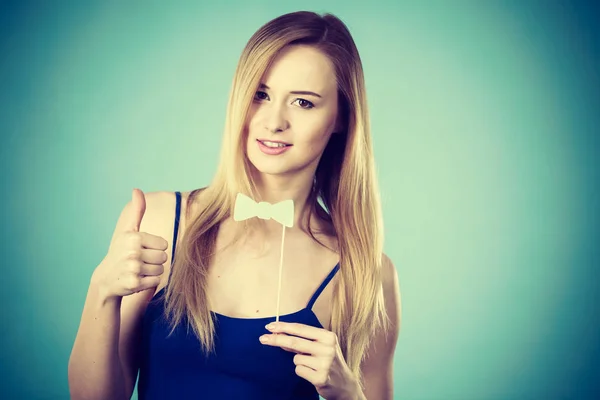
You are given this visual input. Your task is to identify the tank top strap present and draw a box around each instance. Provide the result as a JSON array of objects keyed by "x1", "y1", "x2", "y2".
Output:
[
  {"x1": 166, "y1": 191, "x2": 181, "y2": 288},
  {"x1": 172, "y1": 191, "x2": 182, "y2": 261},
  {"x1": 306, "y1": 262, "x2": 340, "y2": 310}
]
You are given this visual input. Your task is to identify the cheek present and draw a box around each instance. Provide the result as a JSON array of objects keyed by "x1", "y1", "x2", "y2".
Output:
[
  {"x1": 245, "y1": 105, "x2": 259, "y2": 133},
  {"x1": 297, "y1": 116, "x2": 334, "y2": 144}
]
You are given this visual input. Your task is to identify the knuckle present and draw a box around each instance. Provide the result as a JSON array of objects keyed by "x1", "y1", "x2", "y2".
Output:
[
  {"x1": 325, "y1": 346, "x2": 335, "y2": 358},
  {"x1": 126, "y1": 231, "x2": 142, "y2": 247},
  {"x1": 126, "y1": 259, "x2": 141, "y2": 273},
  {"x1": 128, "y1": 274, "x2": 141, "y2": 289},
  {"x1": 125, "y1": 248, "x2": 141, "y2": 260}
]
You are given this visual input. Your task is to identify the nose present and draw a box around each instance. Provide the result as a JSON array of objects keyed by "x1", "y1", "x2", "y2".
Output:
[{"x1": 264, "y1": 103, "x2": 289, "y2": 133}]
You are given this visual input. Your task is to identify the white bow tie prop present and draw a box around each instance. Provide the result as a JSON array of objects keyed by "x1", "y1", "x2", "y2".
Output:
[
  {"x1": 233, "y1": 193, "x2": 294, "y2": 228},
  {"x1": 233, "y1": 193, "x2": 295, "y2": 323}
]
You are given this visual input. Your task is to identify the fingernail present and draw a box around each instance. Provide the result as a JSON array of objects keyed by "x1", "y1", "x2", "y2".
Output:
[
  {"x1": 259, "y1": 335, "x2": 269, "y2": 343},
  {"x1": 265, "y1": 323, "x2": 276, "y2": 330}
]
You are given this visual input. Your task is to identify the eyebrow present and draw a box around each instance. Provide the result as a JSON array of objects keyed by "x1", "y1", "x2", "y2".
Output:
[{"x1": 259, "y1": 83, "x2": 322, "y2": 98}]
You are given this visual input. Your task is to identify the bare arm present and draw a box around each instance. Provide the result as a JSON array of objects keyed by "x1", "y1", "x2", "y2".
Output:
[
  {"x1": 68, "y1": 278, "x2": 127, "y2": 400},
  {"x1": 68, "y1": 191, "x2": 171, "y2": 399},
  {"x1": 360, "y1": 253, "x2": 402, "y2": 399},
  {"x1": 68, "y1": 276, "x2": 158, "y2": 399}
]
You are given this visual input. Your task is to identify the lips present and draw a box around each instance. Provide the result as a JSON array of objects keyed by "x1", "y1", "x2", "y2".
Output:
[
  {"x1": 257, "y1": 139, "x2": 292, "y2": 155},
  {"x1": 257, "y1": 139, "x2": 292, "y2": 146}
]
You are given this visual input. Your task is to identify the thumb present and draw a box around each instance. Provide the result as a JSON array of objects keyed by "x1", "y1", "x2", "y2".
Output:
[{"x1": 128, "y1": 188, "x2": 146, "y2": 232}]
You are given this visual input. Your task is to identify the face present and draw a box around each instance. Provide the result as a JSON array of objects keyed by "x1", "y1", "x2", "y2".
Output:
[{"x1": 244, "y1": 45, "x2": 342, "y2": 178}]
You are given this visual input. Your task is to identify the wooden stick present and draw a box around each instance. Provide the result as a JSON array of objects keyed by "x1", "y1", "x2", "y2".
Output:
[{"x1": 275, "y1": 223, "x2": 286, "y2": 323}]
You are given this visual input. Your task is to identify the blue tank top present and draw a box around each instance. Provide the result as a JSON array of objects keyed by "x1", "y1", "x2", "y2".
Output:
[{"x1": 138, "y1": 191, "x2": 340, "y2": 399}]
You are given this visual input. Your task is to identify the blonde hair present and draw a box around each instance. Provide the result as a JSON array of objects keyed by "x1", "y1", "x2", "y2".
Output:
[{"x1": 164, "y1": 11, "x2": 389, "y2": 384}]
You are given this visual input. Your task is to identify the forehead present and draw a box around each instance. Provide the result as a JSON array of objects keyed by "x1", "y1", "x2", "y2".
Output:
[{"x1": 261, "y1": 45, "x2": 337, "y2": 94}]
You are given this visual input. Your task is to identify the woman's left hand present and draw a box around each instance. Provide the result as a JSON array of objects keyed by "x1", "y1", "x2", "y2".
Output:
[{"x1": 260, "y1": 322, "x2": 360, "y2": 399}]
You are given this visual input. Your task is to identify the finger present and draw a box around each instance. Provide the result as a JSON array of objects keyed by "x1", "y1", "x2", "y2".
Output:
[
  {"x1": 128, "y1": 188, "x2": 146, "y2": 232},
  {"x1": 266, "y1": 322, "x2": 336, "y2": 345},
  {"x1": 276, "y1": 345, "x2": 303, "y2": 354},
  {"x1": 267, "y1": 333, "x2": 305, "y2": 354},
  {"x1": 138, "y1": 232, "x2": 169, "y2": 251},
  {"x1": 139, "y1": 262, "x2": 165, "y2": 277},
  {"x1": 137, "y1": 275, "x2": 161, "y2": 291},
  {"x1": 260, "y1": 334, "x2": 330, "y2": 355},
  {"x1": 294, "y1": 365, "x2": 326, "y2": 387},
  {"x1": 293, "y1": 354, "x2": 319, "y2": 371},
  {"x1": 140, "y1": 248, "x2": 168, "y2": 265}
]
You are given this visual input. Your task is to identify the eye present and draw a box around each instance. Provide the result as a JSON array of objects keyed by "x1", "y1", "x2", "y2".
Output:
[
  {"x1": 254, "y1": 91, "x2": 269, "y2": 101},
  {"x1": 294, "y1": 98, "x2": 314, "y2": 109}
]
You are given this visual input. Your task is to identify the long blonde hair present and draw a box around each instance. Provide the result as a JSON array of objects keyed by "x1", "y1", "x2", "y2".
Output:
[{"x1": 164, "y1": 11, "x2": 389, "y2": 384}]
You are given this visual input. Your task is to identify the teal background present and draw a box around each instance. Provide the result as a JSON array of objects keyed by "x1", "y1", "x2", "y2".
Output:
[{"x1": 1, "y1": 1, "x2": 598, "y2": 399}]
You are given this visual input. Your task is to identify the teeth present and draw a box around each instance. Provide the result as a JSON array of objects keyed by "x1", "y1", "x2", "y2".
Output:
[{"x1": 262, "y1": 141, "x2": 288, "y2": 148}]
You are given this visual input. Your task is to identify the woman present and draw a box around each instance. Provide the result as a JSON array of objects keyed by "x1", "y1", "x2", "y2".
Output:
[{"x1": 69, "y1": 10, "x2": 401, "y2": 400}]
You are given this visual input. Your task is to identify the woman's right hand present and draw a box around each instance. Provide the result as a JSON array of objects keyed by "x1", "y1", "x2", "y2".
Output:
[{"x1": 92, "y1": 188, "x2": 169, "y2": 300}]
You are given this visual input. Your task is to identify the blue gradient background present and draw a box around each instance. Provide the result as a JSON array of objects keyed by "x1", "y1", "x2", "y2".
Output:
[{"x1": 1, "y1": 1, "x2": 599, "y2": 399}]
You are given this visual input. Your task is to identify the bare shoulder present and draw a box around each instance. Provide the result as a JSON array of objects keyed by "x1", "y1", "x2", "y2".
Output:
[
  {"x1": 136, "y1": 191, "x2": 179, "y2": 237},
  {"x1": 381, "y1": 254, "x2": 400, "y2": 301},
  {"x1": 379, "y1": 253, "x2": 401, "y2": 337},
  {"x1": 381, "y1": 252, "x2": 401, "y2": 334}
]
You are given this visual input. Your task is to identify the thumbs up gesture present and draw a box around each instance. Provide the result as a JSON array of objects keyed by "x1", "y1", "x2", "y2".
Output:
[{"x1": 93, "y1": 189, "x2": 169, "y2": 300}]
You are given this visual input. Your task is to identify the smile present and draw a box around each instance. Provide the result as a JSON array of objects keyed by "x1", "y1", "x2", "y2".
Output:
[{"x1": 257, "y1": 140, "x2": 292, "y2": 155}]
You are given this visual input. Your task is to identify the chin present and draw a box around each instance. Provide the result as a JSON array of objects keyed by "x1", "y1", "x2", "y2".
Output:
[
  {"x1": 247, "y1": 151, "x2": 294, "y2": 177},
  {"x1": 249, "y1": 159, "x2": 294, "y2": 176}
]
